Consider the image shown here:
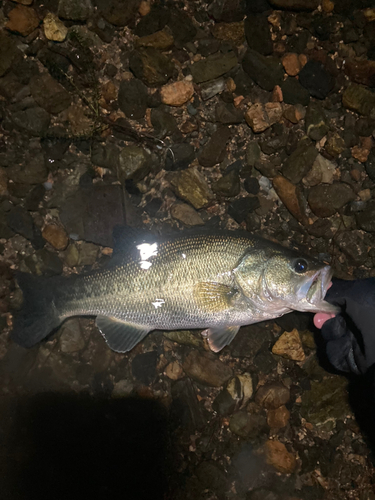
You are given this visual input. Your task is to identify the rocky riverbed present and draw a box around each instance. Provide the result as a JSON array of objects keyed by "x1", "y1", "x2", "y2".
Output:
[{"x1": 0, "y1": 0, "x2": 375, "y2": 498}]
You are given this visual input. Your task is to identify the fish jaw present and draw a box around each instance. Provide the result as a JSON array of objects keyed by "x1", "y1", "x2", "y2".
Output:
[{"x1": 296, "y1": 265, "x2": 340, "y2": 314}]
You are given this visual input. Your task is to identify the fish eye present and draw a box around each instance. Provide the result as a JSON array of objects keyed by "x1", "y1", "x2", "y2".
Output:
[{"x1": 293, "y1": 259, "x2": 308, "y2": 274}]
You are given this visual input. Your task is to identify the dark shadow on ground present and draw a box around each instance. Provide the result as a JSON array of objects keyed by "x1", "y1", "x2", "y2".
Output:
[{"x1": 1, "y1": 393, "x2": 174, "y2": 500}]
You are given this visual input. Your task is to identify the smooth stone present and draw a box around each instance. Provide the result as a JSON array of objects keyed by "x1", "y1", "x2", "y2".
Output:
[
  {"x1": 308, "y1": 183, "x2": 356, "y2": 218},
  {"x1": 200, "y1": 78, "x2": 225, "y2": 101},
  {"x1": 263, "y1": 440, "x2": 297, "y2": 474},
  {"x1": 135, "y1": 27, "x2": 174, "y2": 50},
  {"x1": 94, "y1": 0, "x2": 140, "y2": 26},
  {"x1": 272, "y1": 175, "x2": 308, "y2": 225},
  {"x1": 170, "y1": 202, "x2": 204, "y2": 226},
  {"x1": 199, "y1": 126, "x2": 232, "y2": 167},
  {"x1": 167, "y1": 9, "x2": 197, "y2": 48},
  {"x1": 228, "y1": 196, "x2": 260, "y2": 223},
  {"x1": 182, "y1": 350, "x2": 233, "y2": 387},
  {"x1": 305, "y1": 101, "x2": 329, "y2": 141},
  {"x1": 151, "y1": 107, "x2": 179, "y2": 139},
  {"x1": 42, "y1": 224, "x2": 69, "y2": 250},
  {"x1": 244, "y1": 14, "x2": 273, "y2": 56},
  {"x1": 30, "y1": 73, "x2": 71, "y2": 115},
  {"x1": 282, "y1": 139, "x2": 318, "y2": 184},
  {"x1": 255, "y1": 383, "x2": 290, "y2": 409},
  {"x1": 215, "y1": 101, "x2": 244, "y2": 124},
  {"x1": 11, "y1": 107, "x2": 51, "y2": 137},
  {"x1": 229, "y1": 411, "x2": 267, "y2": 438},
  {"x1": 242, "y1": 49, "x2": 284, "y2": 92},
  {"x1": 299, "y1": 60, "x2": 334, "y2": 99},
  {"x1": 0, "y1": 32, "x2": 22, "y2": 77},
  {"x1": 160, "y1": 79, "x2": 194, "y2": 107},
  {"x1": 118, "y1": 146, "x2": 153, "y2": 182},
  {"x1": 58, "y1": 0, "x2": 92, "y2": 21},
  {"x1": 246, "y1": 142, "x2": 261, "y2": 167},
  {"x1": 342, "y1": 83, "x2": 375, "y2": 117},
  {"x1": 325, "y1": 133, "x2": 346, "y2": 158},
  {"x1": 6, "y1": 5, "x2": 40, "y2": 36},
  {"x1": 118, "y1": 79, "x2": 148, "y2": 120},
  {"x1": 212, "y1": 170, "x2": 241, "y2": 197},
  {"x1": 59, "y1": 318, "x2": 85, "y2": 353},
  {"x1": 163, "y1": 330, "x2": 203, "y2": 348},
  {"x1": 344, "y1": 58, "x2": 375, "y2": 88},
  {"x1": 129, "y1": 47, "x2": 176, "y2": 87},
  {"x1": 164, "y1": 143, "x2": 195, "y2": 171},
  {"x1": 43, "y1": 12, "x2": 68, "y2": 42},
  {"x1": 190, "y1": 52, "x2": 238, "y2": 84},
  {"x1": 303, "y1": 154, "x2": 336, "y2": 187},
  {"x1": 356, "y1": 203, "x2": 375, "y2": 232}
]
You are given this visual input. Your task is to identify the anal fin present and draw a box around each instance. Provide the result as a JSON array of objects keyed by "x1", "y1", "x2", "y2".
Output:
[
  {"x1": 96, "y1": 316, "x2": 150, "y2": 353},
  {"x1": 202, "y1": 325, "x2": 240, "y2": 353}
]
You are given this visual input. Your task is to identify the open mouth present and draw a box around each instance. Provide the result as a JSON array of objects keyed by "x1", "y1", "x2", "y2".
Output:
[{"x1": 305, "y1": 266, "x2": 339, "y2": 313}]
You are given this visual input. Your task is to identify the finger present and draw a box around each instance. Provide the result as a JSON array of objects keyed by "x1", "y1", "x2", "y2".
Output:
[{"x1": 320, "y1": 314, "x2": 347, "y2": 340}]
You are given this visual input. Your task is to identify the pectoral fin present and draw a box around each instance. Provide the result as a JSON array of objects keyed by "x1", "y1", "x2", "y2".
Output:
[
  {"x1": 195, "y1": 282, "x2": 238, "y2": 313},
  {"x1": 96, "y1": 316, "x2": 150, "y2": 353},
  {"x1": 202, "y1": 325, "x2": 240, "y2": 352}
]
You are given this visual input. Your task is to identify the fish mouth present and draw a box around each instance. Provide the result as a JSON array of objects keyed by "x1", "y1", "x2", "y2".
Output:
[{"x1": 304, "y1": 266, "x2": 339, "y2": 313}]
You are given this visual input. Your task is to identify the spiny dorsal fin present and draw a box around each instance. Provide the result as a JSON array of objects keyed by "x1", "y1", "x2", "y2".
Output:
[
  {"x1": 96, "y1": 316, "x2": 150, "y2": 353},
  {"x1": 202, "y1": 325, "x2": 240, "y2": 352}
]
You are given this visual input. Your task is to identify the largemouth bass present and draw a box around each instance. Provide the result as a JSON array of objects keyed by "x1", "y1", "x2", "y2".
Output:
[{"x1": 12, "y1": 228, "x2": 338, "y2": 353}]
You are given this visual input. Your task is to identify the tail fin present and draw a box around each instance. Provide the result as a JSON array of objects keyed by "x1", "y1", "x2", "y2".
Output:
[{"x1": 12, "y1": 272, "x2": 62, "y2": 348}]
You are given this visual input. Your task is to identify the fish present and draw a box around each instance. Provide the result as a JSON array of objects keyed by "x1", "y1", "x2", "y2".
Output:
[{"x1": 12, "y1": 227, "x2": 339, "y2": 354}]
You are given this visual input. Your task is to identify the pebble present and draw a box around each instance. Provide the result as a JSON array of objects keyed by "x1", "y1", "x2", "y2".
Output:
[
  {"x1": 118, "y1": 79, "x2": 148, "y2": 120},
  {"x1": 305, "y1": 101, "x2": 329, "y2": 141},
  {"x1": 163, "y1": 330, "x2": 203, "y2": 348},
  {"x1": 215, "y1": 102, "x2": 243, "y2": 124},
  {"x1": 242, "y1": 50, "x2": 284, "y2": 92},
  {"x1": 351, "y1": 145, "x2": 371, "y2": 163},
  {"x1": 299, "y1": 60, "x2": 334, "y2": 100},
  {"x1": 282, "y1": 139, "x2": 318, "y2": 184},
  {"x1": 282, "y1": 52, "x2": 303, "y2": 76},
  {"x1": 211, "y1": 21, "x2": 245, "y2": 46},
  {"x1": 280, "y1": 77, "x2": 310, "y2": 106},
  {"x1": 245, "y1": 14, "x2": 273, "y2": 56},
  {"x1": 30, "y1": 73, "x2": 71, "y2": 115},
  {"x1": 58, "y1": 318, "x2": 85, "y2": 353},
  {"x1": 199, "y1": 126, "x2": 232, "y2": 168},
  {"x1": 151, "y1": 108, "x2": 179, "y2": 139},
  {"x1": 267, "y1": 405, "x2": 290, "y2": 429},
  {"x1": 245, "y1": 102, "x2": 283, "y2": 133},
  {"x1": 164, "y1": 361, "x2": 184, "y2": 380},
  {"x1": 6, "y1": 5, "x2": 40, "y2": 36},
  {"x1": 255, "y1": 383, "x2": 290, "y2": 409},
  {"x1": 171, "y1": 167, "x2": 214, "y2": 209},
  {"x1": 129, "y1": 47, "x2": 176, "y2": 87},
  {"x1": 160, "y1": 79, "x2": 194, "y2": 107},
  {"x1": 170, "y1": 202, "x2": 204, "y2": 226},
  {"x1": 135, "y1": 27, "x2": 174, "y2": 50},
  {"x1": 283, "y1": 104, "x2": 305, "y2": 124},
  {"x1": 43, "y1": 13, "x2": 68, "y2": 42},
  {"x1": 272, "y1": 175, "x2": 308, "y2": 225},
  {"x1": 132, "y1": 351, "x2": 158, "y2": 386},
  {"x1": 308, "y1": 183, "x2": 356, "y2": 218},
  {"x1": 112, "y1": 379, "x2": 134, "y2": 398},
  {"x1": 272, "y1": 329, "x2": 306, "y2": 362},
  {"x1": 212, "y1": 170, "x2": 241, "y2": 198},
  {"x1": 182, "y1": 350, "x2": 233, "y2": 387},
  {"x1": 263, "y1": 440, "x2": 297, "y2": 474},
  {"x1": 229, "y1": 411, "x2": 267, "y2": 438},
  {"x1": 200, "y1": 78, "x2": 225, "y2": 101},
  {"x1": 342, "y1": 83, "x2": 375, "y2": 117},
  {"x1": 246, "y1": 142, "x2": 261, "y2": 167},
  {"x1": 118, "y1": 146, "x2": 153, "y2": 182},
  {"x1": 228, "y1": 196, "x2": 260, "y2": 223},
  {"x1": 325, "y1": 133, "x2": 346, "y2": 158},
  {"x1": 303, "y1": 154, "x2": 336, "y2": 187},
  {"x1": 58, "y1": 0, "x2": 92, "y2": 21},
  {"x1": 190, "y1": 52, "x2": 238, "y2": 84},
  {"x1": 12, "y1": 107, "x2": 51, "y2": 137},
  {"x1": 356, "y1": 204, "x2": 375, "y2": 232},
  {"x1": 165, "y1": 143, "x2": 195, "y2": 171},
  {"x1": 344, "y1": 59, "x2": 375, "y2": 88},
  {"x1": 42, "y1": 224, "x2": 69, "y2": 250}
]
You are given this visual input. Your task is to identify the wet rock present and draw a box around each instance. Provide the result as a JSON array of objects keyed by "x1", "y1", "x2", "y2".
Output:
[
  {"x1": 7, "y1": 206, "x2": 43, "y2": 247},
  {"x1": 183, "y1": 350, "x2": 233, "y2": 387},
  {"x1": 6, "y1": 5, "x2": 40, "y2": 36},
  {"x1": 242, "y1": 50, "x2": 284, "y2": 92},
  {"x1": 168, "y1": 9, "x2": 197, "y2": 48},
  {"x1": 246, "y1": 142, "x2": 261, "y2": 168},
  {"x1": 303, "y1": 154, "x2": 336, "y2": 187},
  {"x1": 300, "y1": 376, "x2": 349, "y2": 426},
  {"x1": 269, "y1": 0, "x2": 318, "y2": 8},
  {"x1": 366, "y1": 149, "x2": 375, "y2": 181},
  {"x1": 282, "y1": 52, "x2": 304, "y2": 76},
  {"x1": 344, "y1": 59, "x2": 375, "y2": 88},
  {"x1": 95, "y1": 0, "x2": 140, "y2": 26},
  {"x1": 11, "y1": 107, "x2": 51, "y2": 137},
  {"x1": 42, "y1": 224, "x2": 69, "y2": 250},
  {"x1": 151, "y1": 107, "x2": 178, "y2": 139},
  {"x1": 112, "y1": 379, "x2": 134, "y2": 397},
  {"x1": 199, "y1": 126, "x2": 232, "y2": 167},
  {"x1": 58, "y1": 318, "x2": 85, "y2": 353},
  {"x1": 245, "y1": 102, "x2": 283, "y2": 133},
  {"x1": 208, "y1": 0, "x2": 245, "y2": 22},
  {"x1": 215, "y1": 101, "x2": 243, "y2": 124},
  {"x1": 272, "y1": 329, "x2": 305, "y2": 361},
  {"x1": 305, "y1": 101, "x2": 329, "y2": 141},
  {"x1": 283, "y1": 103, "x2": 306, "y2": 124},
  {"x1": 91, "y1": 142, "x2": 120, "y2": 169},
  {"x1": 211, "y1": 21, "x2": 245, "y2": 47},
  {"x1": 118, "y1": 79, "x2": 148, "y2": 120},
  {"x1": 23, "y1": 248, "x2": 63, "y2": 275},
  {"x1": 245, "y1": 14, "x2": 273, "y2": 56},
  {"x1": 58, "y1": 0, "x2": 92, "y2": 20},
  {"x1": 170, "y1": 202, "x2": 204, "y2": 226},
  {"x1": 30, "y1": 73, "x2": 71, "y2": 115},
  {"x1": 118, "y1": 146, "x2": 153, "y2": 182},
  {"x1": 163, "y1": 330, "x2": 203, "y2": 348},
  {"x1": 325, "y1": 132, "x2": 346, "y2": 158},
  {"x1": 244, "y1": 176, "x2": 260, "y2": 195},
  {"x1": 230, "y1": 411, "x2": 267, "y2": 438},
  {"x1": 200, "y1": 78, "x2": 225, "y2": 100},
  {"x1": 171, "y1": 167, "x2": 214, "y2": 209},
  {"x1": 132, "y1": 351, "x2": 158, "y2": 385},
  {"x1": 212, "y1": 170, "x2": 241, "y2": 197},
  {"x1": 299, "y1": 60, "x2": 334, "y2": 100},
  {"x1": 272, "y1": 175, "x2": 308, "y2": 225},
  {"x1": 282, "y1": 139, "x2": 318, "y2": 184},
  {"x1": 197, "y1": 38, "x2": 220, "y2": 57},
  {"x1": 190, "y1": 52, "x2": 238, "y2": 84},
  {"x1": 231, "y1": 324, "x2": 273, "y2": 358},
  {"x1": 280, "y1": 77, "x2": 310, "y2": 106},
  {"x1": 129, "y1": 48, "x2": 176, "y2": 87},
  {"x1": 160, "y1": 79, "x2": 194, "y2": 107},
  {"x1": 213, "y1": 387, "x2": 238, "y2": 416},
  {"x1": 335, "y1": 230, "x2": 367, "y2": 265},
  {"x1": 308, "y1": 183, "x2": 356, "y2": 218},
  {"x1": 260, "y1": 134, "x2": 288, "y2": 155},
  {"x1": 135, "y1": 27, "x2": 174, "y2": 50},
  {"x1": 165, "y1": 143, "x2": 195, "y2": 171},
  {"x1": 195, "y1": 461, "x2": 228, "y2": 494},
  {"x1": 263, "y1": 440, "x2": 297, "y2": 474},
  {"x1": 134, "y1": 4, "x2": 169, "y2": 37},
  {"x1": 164, "y1": 361, "x2": 184, "y2": 380},
  {"x1": 356, "y1": 203, "x2": 375, "y2": 232},
  {"x1": 60, "y1": 184, "x2": 125, "y2": 247},
  {"x1": 43, "y1": 13, "x2": 68, "y2": 42},
  {"x1": 7, "y1": 152, "x2": 47, "y2": 184},
  {"x1": 0, "y1": 32, "x2": 22, "y2": 78},
  {"x1": 228, "y1": 196, "x2": 260, "y2": 223},
  {"x1": 267, "y1": 405, "x2": 290, "y2": 429},
  {"x1": 342, "y1": 84, "x2": 375, "y2": 117},
  {"x1": 255, "y1": 383, "x2": 290, "y2": 409}
]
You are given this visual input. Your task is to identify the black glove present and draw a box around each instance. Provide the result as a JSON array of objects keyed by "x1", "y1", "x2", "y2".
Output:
[{"x1": 320, "y1": 278, "x2": 375, "y2": 375}]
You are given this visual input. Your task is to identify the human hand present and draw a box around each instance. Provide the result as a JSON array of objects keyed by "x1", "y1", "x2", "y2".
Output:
[{"x1": 314, "y1": 278, "x2": 375, "y2": 375}]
